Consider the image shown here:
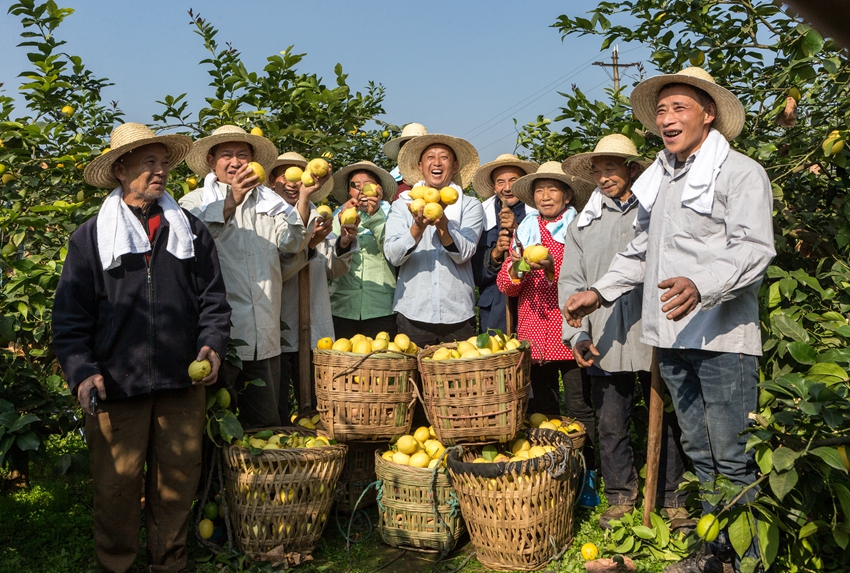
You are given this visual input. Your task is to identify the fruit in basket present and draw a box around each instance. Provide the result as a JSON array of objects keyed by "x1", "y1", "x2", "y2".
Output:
[
  {"x1": 352, "y1": 339, "x2": 372, "y2": 354},
  {"x1": 510, "y1": 438, "x2": 531, "y2": 454},
  {"x1": 566, "y1": 422, "x2": 582, "y2": 433},
  {"x1": 432, "y1": 348, "x2": 452, "y2": 361},
  {"x1": 203, "y1": 502, "x2": 218, "y2": 520},
  {"x1": 396, "y1": 435, "x2": 419, "y2": 455},
  {"x1": 297, "y1": 417, "x2": 316, "y2": 430},
  {"x1": 392, "y1": 452, "x2": 411, "y2": 465},
  {"x1": 538, "y1": 420, "x2": 557, "y2": 430},
  {"x1": 371, "y1": 338, "x2": 389, "y2": 351},
  {"x1": 381, "y1": 450, "x2": 395, "y2": 462},
  {"x1": 409, "y1": 451, "x2": 431, "y2": 468},
  {"x1": 387, "y1": 342, "x2": 401, "y2": 352},
  {"x1": 413, "y1": 427, "x2": 431, "y2": 443},
  {"x1": 376, "y1": 331, "x2": 390, "y2": 341},
  {"x1": 529, "y1": 413, "x2": 549, "y2": 428},
  {"x1": 199, "y1": 518, "x2": 214, "y2": 539},
  {"x1": 332, "y1": 338, "x2": 352, "y2": 352},
  {"x1": 316, "y1": 337, "x2": 333, "y2": 350},
  {"x1": 394, "y1": 333, "x2": 411, "y2": 351},
  {"x1": 456, "y1": 340, "x2": 476, "y2": 354},
  {"x1": 424, "y1": 439, "x2": 445, "y2": 460}
]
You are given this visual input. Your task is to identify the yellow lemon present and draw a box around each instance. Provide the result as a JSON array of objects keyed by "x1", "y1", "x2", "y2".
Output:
[
  {"x1": 528, "y1": 445, "x2": 547, "y2": 458},
  {"x1": 427, "y1": 458, "x2": 440, "y2": 469},
  {"x1": 696, "y1": 514, "x2": 720, "y2": 542},
  {"x1": 361, "y1": 183, "x2": 378, "y2": 197},
  {"x1": 188, "y1": 359, "x2": 211, "y2": 381},
  {"x1": 424, "y1": 440, "x2": 445, "y2": 459},
  {"x1": 316, "y1": 205, "x2": 333, "y2": 220},
  {"x1": 409, "y1": 452, "x2": 431, "y2": 468},
  {"x1": 566, "y1": 422, "x2": 583, "y2": 433},
  {"x1": 317, "y1": 337, "x2": 333, "y2": 350},
  {"x1": 307, "y1": 157, "x2": 330, "y2": 178},
  {"x1": 511, "y1": 438, "x2": 531, "y2": 454},
  {"x1": 246, "y1": 161, "x2": 266, "y2": 185},
  {"x1": 387, "y1": 342, "x2": 401, "y2": 352},
  {"x1": 413, "y1": 426, "x2": 431, "y2": 443},
  {"x1": 423, "y1": 187, "x2": 441, "y2": 203},
  {"x1": 409, "y1": 197, "x2": 427, "y2": 215},
  {"x1": 284, "y1": 166, "x2": 303, "y2": 183},
  {"x1": 409, "y1": 186, "x2": 426, "y2": 200},
  {"x1": 186, "y1": 176, "x2": 198, "y2": 190},
  {"x1": 371, "y1": 338, "x2": 388, "y2": 351},
  {"x1": 376, "y1": 331, "x2": 390, "y2": 341},
  {"x1": 407, "y1": 341, "x2": 418, "y2": 354},
  {"x1": 423, "y1": 202, "x2": 443, "y2": 221},
  {"x1": 460, "y1": 348, "x2": 481, "y2": 358},
  {"x1": 396, "y1": 435, "x2": 419, "y2": 455},
  {"x1": 332, "y1": 338, "x2": 352, "y2": 352},
  {"x1": 61, "y1": 104, "x2": 75, "y2": 116},
  {"x1": 580, "y1": 542, "x2": 599, "y2": 560},
  {"x1": 250, "y1": 126, "x2": 264, "y2": 136},
  {"x1": 215, "y1": 388, "x2": 231, "y2": 409},
  {"x1": 297, "y1": 417, "x2": 316, "y2": 429},
  {"x1": 439, "y1": 186, "x2": 459, "y2": 205},
  {"x1": 392, "y1": 451, "x2": 411, "y2": 466},
  {"x1": 788, "y1": 87, "x2": 801, "y2": 102},
  {"x1": 199, "y1": 518, "x2": 214, "y2": 539},
  {"x1": 548, "y1": 418, "x2": 562, "y2": 427},
  {"x1": 352, "y1": 339, "x2": 372, "y2": 354},
  {"x1": 340, "y1": 207, "x2": 358, "y2": 225},
  {"x1": 301, "y1": 170, "x2": 315, "y2": 186},
  {"x1": 351, "y1": 334, "x2": 366, "y2": 344},
  {"x1": 432, "y1": 347, "x2": 451, "y2": 361},
  {"x1": 529, "y1": 413, "x2": 549, "y2": 428},
  {"x1": 382, "y1": 450, "x2": 395, "y2": 461},
  {"x1": 524, "y1": 244, "x2": 549, "y2": 263},
  {"x1": 456, "y1": 341, "x2": 477, "y2": 354},
  {"x1": 538, "y1": 421, "x2": 557, "y2": 430}
]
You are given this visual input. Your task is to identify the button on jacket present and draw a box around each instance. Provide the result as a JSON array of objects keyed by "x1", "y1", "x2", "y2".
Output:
[
  {"x1": 559, "y1": 195, "x2": 651, "y2": 373},
  {"x1": 593, "y1": 149, "x2": 775, "y2": 355},
  {"x1": 180, "y1": 186, "x2": 314, "y2": 361}
]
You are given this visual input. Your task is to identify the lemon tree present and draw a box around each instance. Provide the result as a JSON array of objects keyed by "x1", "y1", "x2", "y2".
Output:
[{"x1": 522, "y1": 2, "x2": 850, "y2": 572}]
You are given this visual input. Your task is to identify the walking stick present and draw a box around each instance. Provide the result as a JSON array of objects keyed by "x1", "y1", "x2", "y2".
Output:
[
  {"x1": 297, "y1": 266, "x2": 312, "y2": 414},
  {"x1": 499, "y1": 197, "x2": 518, "y2": 335},
  {"x1": 643, "y1": 347, "x2": 663, "y2": 527}
]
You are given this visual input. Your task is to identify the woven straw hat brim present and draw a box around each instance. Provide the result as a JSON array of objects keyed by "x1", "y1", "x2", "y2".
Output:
[
  {"x1": 629, "y1": 69, "x2": 745, "y2": 141},
  {"x1": 397, "y1": 134, "x2": 480, "y2": 189},
  {"x1": 471, "y1": 155, "x2": 539, "y2": 199},
  {"x1": 185, "y1": 128, "x2": 279, "y2": 177},
  {"x1": 561, "y1": 136, "x2": 648, "y2": 185},
  {"x1": 511, "y1": 163, "x2": 596, "y2": 213},
  {"x1": 267, "y1": 153, "x2": 334, "y2": 203},
  {"x1": 84, "y1": 130, "x2": 192, "y2": 189},
  {"x1": 382, "y1": 123, "x2": 429, "y2": 161},
  {"x1": 331, "y1": 161, "x2": 397, "y2": 204}
]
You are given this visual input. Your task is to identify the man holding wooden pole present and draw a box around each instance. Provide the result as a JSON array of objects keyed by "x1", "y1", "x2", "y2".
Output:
[{"x1": 563, "y1": 68, "x2": 775, "y2": 573}]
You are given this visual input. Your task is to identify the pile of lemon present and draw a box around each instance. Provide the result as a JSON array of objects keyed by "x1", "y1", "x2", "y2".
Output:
[
  {"x1": 240, "y1": 428, "x2": 336, "y2": 451},
  {"x1": 425, "y1": 333, "x2": 523, "y2": 361},
  {"x1": 317, "y1": 332, "x2": 419, "y2": 355},
  {"x1": 408, "y1": 185, "x2": 459, "y2": 221},
  {"x1": 525, "y1": 412, "x2": 583, "y2": 436},
  {"x1": 381, "y1": 426, "x2": 447, "y2": 469},
  {"x1": 282, "y1": 157, "x2": 330, "y2": 187},
  {"x1": 290, "y1": 413, "x2": 322, "y2": 430}
]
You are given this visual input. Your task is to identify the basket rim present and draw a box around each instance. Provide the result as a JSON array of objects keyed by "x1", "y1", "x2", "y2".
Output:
[
  {"x1": 445, "y1": 428, "x2": 572, "y2": 477},
  {"x1": 416, "y1": 340, "x2": 529, "y2": 362},
  {"x1": 227, "y1": 426, "x2": 347, "y2": 457},
  {"x1": 313, "y1": 347, "x2": 419, "y2": 361},
  {"x1": 374, "y1": 449, "x2": 450, "y2": 475}
]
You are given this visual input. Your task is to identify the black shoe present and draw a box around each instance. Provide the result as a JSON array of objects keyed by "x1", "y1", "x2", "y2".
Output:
[{"x1": 662, "y1": 548, "x2": 724, "y2": 573}]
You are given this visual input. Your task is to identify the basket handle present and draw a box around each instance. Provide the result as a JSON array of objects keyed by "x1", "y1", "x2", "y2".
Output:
[
  {"x1": 332, "y1": 349, "x2": 414, "y2": 380},
  {"x1": 434, "y1": 407, "x2": 510, "y2": 420}
]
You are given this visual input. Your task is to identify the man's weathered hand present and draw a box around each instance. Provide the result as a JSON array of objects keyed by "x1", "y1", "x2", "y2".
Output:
[
  {"x1": 230, "y1": 164, "x2": 259, "y2": 206},
  {"x1": 562, "y1": 290, "x2": 601, "y2": 328},
  {"x1": 308, "y1": 216, "x2": 333, "y2": 248},
  {"x1": 78, "y1": 373, "x2": 106, "y2": 416},
  {"x1": 338, "y1": 222, "x2": 358, "y2": 248},
  {"x1": 498, "y1": 207, "x2": 517, "y2": 231},
  {"x1": 491, "y1": 229, "x2": 512, "y2": 264},
  {"x1": 574, "y1": 339, "x2": 600, "y2": 368},
  {"x1": 658, "y1": 276, "x2": 700, "y2": 321},
  {"x1": 194, "y1": 346, "x2": 221, "y2": 386}
]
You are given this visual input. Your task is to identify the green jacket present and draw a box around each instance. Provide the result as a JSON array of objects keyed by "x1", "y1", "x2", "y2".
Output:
[{"x1": 329, "y1": 202, "x2": 397, "y2": 320}]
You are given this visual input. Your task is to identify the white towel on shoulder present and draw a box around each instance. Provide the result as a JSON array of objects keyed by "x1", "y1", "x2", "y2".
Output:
[
  {"x1": 97, "y1": 187, "x2": 195, "y2": 271},
  {"x1": 200, "y1": 172, "x2": 286, "y2": 216},
  {"x1": 577, "y1": 188, "x2": 604, "y2": 229},
  {"x1": 632, "y1": 128, "x2": 729, "y2": 215}
]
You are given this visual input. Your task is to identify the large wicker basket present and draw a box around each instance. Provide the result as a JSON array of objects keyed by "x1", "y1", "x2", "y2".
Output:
[
  {"x1": 335, "y1": 441, "x2": 378, "y2": 513},
  {"x1": 374, "y1": 451, "x2": 465, "y2": 553},
  {"x1": 446, "y1": 428, "x2": 577, "y2": 571},
  {"x1": 314, "y1": 349, "x2": 417, "y2": 442},
  {"x1": 222, "y1": 427, "x2": 347, "y2": 560},
  {"x1": 418, "y1": 343, "x2": 531, "y2": 446}
]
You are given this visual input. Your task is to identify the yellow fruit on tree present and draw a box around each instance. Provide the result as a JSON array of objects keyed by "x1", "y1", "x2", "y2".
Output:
[
  {"x1": 689, "y1": 51, "x2": 705, "y2": 67},
  {"x1": 332, "y1": 338, "x2": 352, "y2": 352},
  {"x1": 423, "y1": 187, "x2": 441, "y2": 203},
  {"x1": 838, "y1": 445, "x2": 850, "y2": 471},
  {"x1": 340, "y1": 207, "x2": 358, "y2": 225},
  {"x1": 186, "y1": 176, "x2": 198, "y2": 190},
  {"x1": 524, "y1": 244, "x2": 549, "y2": 263},
  {"x1": 409, "y1": 452, "x2": 431, "y2": 468},
  {"x1": 394, "y1": 333, "x2": 411, "y2": 352},
  {"x1": 696, "y1": 514, "x2": 720, "y2": 542},
  {"x1": 0, "y1": 165, "x2": 5, "y2": 175},
  {"x1": 396, "y1": 435, "x2": 419, "y2": 455},
  {"x1": 2, "y1": 174, "x2": 16, "y2": 185},
  {"x1": 61, "y1": 105, "x2": 75, "y2": 116},
  {"x1": 361, "y1": 183, "x2": 378, "y2": 197},
  {"x1": 580, "y1": 542, "x2": 599, "y2": 560},
  {"x1": 316, "y1": 205, "x2": 333, "y2": 220},
  {"x1": 413, "y1": 426, "x2": 431, "y2": 443},
  {"x1": 423, "y1": 202, "x2": 443, "y2": 221},
  {"x1": 250, "y1": 126, "x2": 264, "y2": 136},
  {"x1": 409, "y1": 186, "x2": 426, "y2": 200},
  {"x1": 284, "y1": 166, "x2": 303, "y2": 183},
  {"x1": 215, "y1": 388, "x2": 231, "y2": 409},
  {"x1": 199, "y1": 518, "x2": 214, "y2": 539},
  {"x1": 188, "y1": 359, "x2": 211, "y2": 381},
  {"x1": 317, "y1": 337, "x2": 333, "y2": 350},
  {"x1": 823, "y1": 130, "x2": 844, "y2": 156},
  {"x1": 307, "y1": 157, "x2": 330, "y2": 178},
  {"x1": 409, "y1": 198, "x2": 427, "y2": 215},
  {"x1": 439, "y1": 186, "x2": 459, "y2": 205},
  {"x1": 76, "y1": 191, "x2": 86, "y2": 203},
  {"x1": 788, "y1": 87, "x2": 801, "y2": 102}
]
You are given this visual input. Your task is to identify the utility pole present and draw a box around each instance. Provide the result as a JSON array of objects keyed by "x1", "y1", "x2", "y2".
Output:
[{"x1": 593, "y1": 45, "x2": 639, "y2": 91}]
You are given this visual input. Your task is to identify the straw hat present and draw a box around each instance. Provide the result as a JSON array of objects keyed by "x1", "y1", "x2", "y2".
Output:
[
  {"x1": 511, "y1": 161, "x2": 595, "y2": 212},
  {"x1": 630, "y1": 67, "x2": 746, "y2": 141},
  {"x1": 84, "y1": 123, "x2": 192, "y2": 188},
  {"x1": 267, "y1": 151, "x2": 334, "y2": 202},
  {"x1": 331, "y1": 161, "x2": 397, "y2": 204},
  {"x1": 561, "y1": 135, "x2": 648, "y2": 184},
  {"x1": 382, "y1": 122, "x2": 428, "y2": 161},
  {"x1": 396, "y1": 134, "x2": 480, "y2": 188},
  {"x1": 185, "y1": 125, "x2": 279, "y2": 176},
  {"x1": 471, "y1": 154, "x2": 539, "y2": 199}
]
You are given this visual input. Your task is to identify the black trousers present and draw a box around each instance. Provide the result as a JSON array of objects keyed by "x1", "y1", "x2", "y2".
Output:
[{"x1": 396, "y1": 314, "x2": 476, "y2": 348}]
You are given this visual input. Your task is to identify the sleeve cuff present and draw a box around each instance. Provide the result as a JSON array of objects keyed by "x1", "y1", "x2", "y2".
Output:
[{"x1": 687, "y1": 270, "x2": 717, "y2": 310}]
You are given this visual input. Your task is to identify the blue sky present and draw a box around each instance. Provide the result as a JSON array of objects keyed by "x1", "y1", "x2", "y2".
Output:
[{"x1": 0, "y1": 0, "x2": 651, "y2": 162}]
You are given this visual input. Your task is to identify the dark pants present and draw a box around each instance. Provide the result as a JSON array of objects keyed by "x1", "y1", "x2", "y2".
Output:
[
  {"x1": 220, "y1": 355, "x2": 281, "y2": 430},
  {"x1": 279, "y1": 350, "x2": 317, "y2": 421},
  {"x1": 86, "y1": 386, "x2": 205, "y2": 573},
  {"x1": 592, "y1": 370, "x2": 688, "y2": 508},
  {"x1": 529, "y1": 360, "x2": 596, "y2": 470},
  {"x1": 332, "y1": 314, "x2": 398, "y2": 340},
  {"x1": 396, "y1": 314, "x2": 476, "y2": 348}
]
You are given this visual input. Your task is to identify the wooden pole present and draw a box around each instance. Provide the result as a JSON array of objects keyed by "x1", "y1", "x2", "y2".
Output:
[
  {"x1": 297, "y1": 266, "x2": 312, "y2": 414},
  {"x1": 643, "y1": 348, "x2": 664, "y2": 527}
]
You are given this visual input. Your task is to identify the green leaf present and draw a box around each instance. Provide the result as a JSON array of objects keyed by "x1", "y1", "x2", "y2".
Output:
[
  {"x1": 787, "y1": 342, "x2": 817, "y2": 365},
  {"x1": 612, "y1": 535, "x2": 634, "y2": 554},
  {"x1": 798, "y1": 521, "x2": 819, "y2": 539},
  {"x1": 810, "y1": 447, "x2": 848, "y2": 472},
  {"x1": 755, "y1": 446, "x2": 773, "y2": 475},
  {"x1": 834, "y1": 523, "x2": 849, "y2": 550},
  {"x1": 778, "y1": 277, "x2": 797, "y2": 299},
  {"x1": 218, "y1": 411, "x2": 243, "y2": 444},
  {"x1": 806, "y1": 363, "x2": 848, "y2": 384},
  {"x1": 757, "y1": 514, "x2": 779, "y2": 569},
  {"x1": 834, "y1": 483, "x2": 850, "y2": 521},
  {"x1": 649, "y1": 511, "x2": 670, "y2": 547},
  {"x1": 772, "y1": 446, "x2": 799, "y2": 471},
  {"x1": 769, "y1": 467, "x2": 798, "y2": 501},
  {"x1": 728, "y1": 509, "x2": 756, "y2": 558},
  {"x1": 15, "y1": 430, "x2": 40, "y2": 451},
  {"x1": 767, "y1": 282, "x2": 780, "y2": 307},
  {"x1": 772, "y1": 313, "x2": 809, "y2": 343},
  {"x1": 632, "y1": 524, "x2": 656, "y2": 540},
  {"x1": 801, "y1": 28, "x2": 824, "y2": 57},
  {"x1": 9, "y1": 413, "x2": 39, "y2": 432}
]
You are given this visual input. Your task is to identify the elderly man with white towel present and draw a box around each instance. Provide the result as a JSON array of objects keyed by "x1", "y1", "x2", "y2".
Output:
[
  {"x1": 54, "y1": 123, "x2": 231, "y2": 573},
  {"x1": 564, "y1": 68, "x2": 775, "y2": 573}
]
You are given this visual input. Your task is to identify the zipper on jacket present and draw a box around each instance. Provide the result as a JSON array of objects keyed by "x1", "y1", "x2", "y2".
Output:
[{"x1": 146, "y1": 224, "x2": 163, "y2": 394}]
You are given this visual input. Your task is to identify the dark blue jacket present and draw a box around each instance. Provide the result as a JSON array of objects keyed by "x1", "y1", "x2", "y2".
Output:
[
  {"x1": 472, "y1": 199, "x2": 530, "y2": 334},
  {"x1": 53, "y1": 208, "x2": 231, "y2": 400}
]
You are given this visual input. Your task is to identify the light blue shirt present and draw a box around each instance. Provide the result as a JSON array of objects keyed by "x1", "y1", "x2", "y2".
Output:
[{"x1": 384, "y1": 192, "x2": 484, "y2": 324}]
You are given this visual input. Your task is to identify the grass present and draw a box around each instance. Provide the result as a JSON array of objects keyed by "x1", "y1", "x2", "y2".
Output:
[{"x1": 1, "y1": 432, "x2": 673, "y2": 573}]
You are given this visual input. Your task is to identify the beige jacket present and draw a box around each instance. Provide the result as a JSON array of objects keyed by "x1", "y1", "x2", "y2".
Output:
[{"x1": 180, "y1": 186, "x2": 316, "y2": 361}]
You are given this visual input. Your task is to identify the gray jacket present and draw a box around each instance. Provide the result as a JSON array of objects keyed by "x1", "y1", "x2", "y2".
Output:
[
  {"x1": 559, "y1": 195, "x2": 651, "y2": 373},
  {"x1": 593, "y1": 148, "x2": 775, "y2": 356}
]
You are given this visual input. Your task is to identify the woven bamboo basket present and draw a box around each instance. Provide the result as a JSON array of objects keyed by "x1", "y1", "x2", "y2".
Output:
[
  {"x1": 374, "y1": 450, "x2": 465, "y2": 553},
  {"x1": 531, "y1": 415, "x2": 587, "y2": 450},
  {"x1": 446, "y1": 428, "x2": 578, "y2": 571},
  {"x1": 222, "y1": 427, "x2": 347, "y2": 559},
  {"x1": 314, "y1": 349, "x2": 417, "y2": 442},
  {"x1": 417, "y1": 343, "x2": 531, "y2": 446},
  {"x1": 335, "y1": 442, "x2": 378, "y2": 513}
]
